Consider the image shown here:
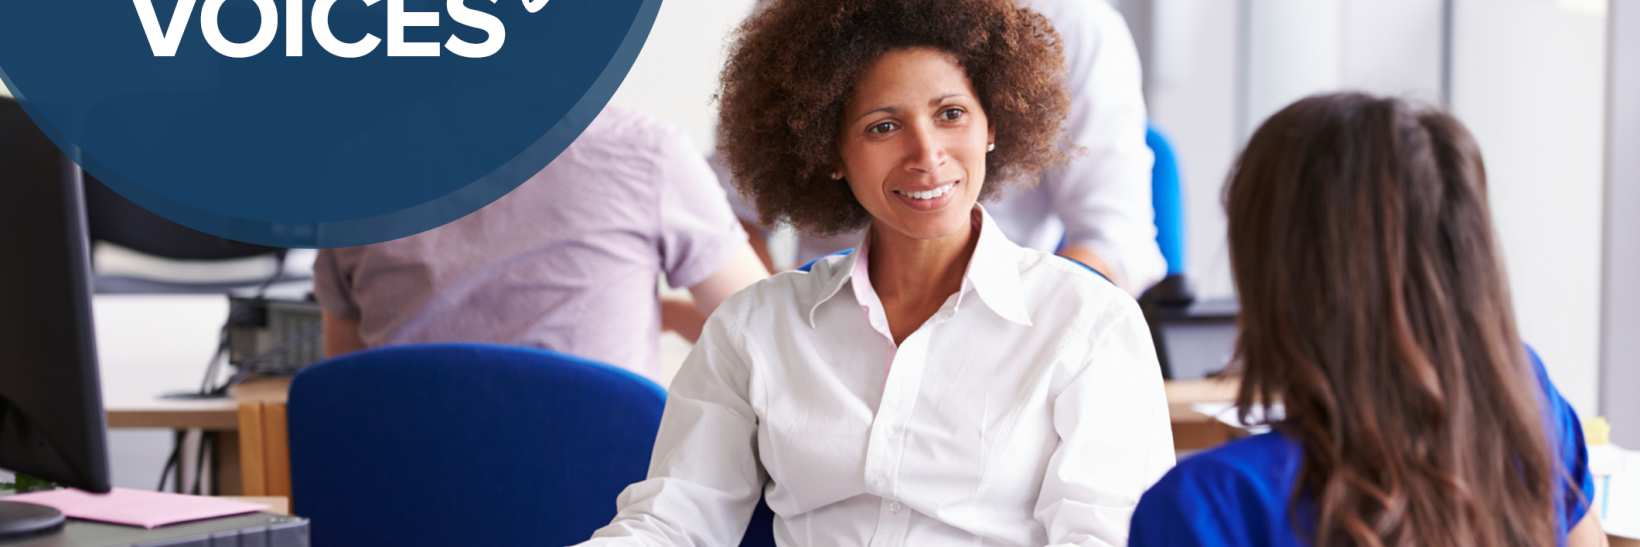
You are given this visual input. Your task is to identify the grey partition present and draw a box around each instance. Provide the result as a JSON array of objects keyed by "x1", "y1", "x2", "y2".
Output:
[{"x1": 1603, "y1": 0, "x2": 1640, "y2": 447}]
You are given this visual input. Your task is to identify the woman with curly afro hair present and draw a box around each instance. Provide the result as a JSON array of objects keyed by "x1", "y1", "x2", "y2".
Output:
[{"x1": 577, "y1": 0, "x2": 1175, "y2": 545}]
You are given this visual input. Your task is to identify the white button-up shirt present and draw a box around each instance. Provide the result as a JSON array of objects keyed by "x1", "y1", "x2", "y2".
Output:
[{"x1": 580, "y1": 208, "x2": 1175, "y2": 547}]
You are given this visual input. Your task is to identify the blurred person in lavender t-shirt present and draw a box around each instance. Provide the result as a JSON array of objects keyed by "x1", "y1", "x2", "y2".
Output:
[{"x1": 312, "y1": 105, "x2": 769, "y2": 381}]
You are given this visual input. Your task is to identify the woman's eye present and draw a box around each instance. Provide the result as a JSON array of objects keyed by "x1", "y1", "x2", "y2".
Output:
[
  {"x1": 868, "y1": 121, "x2": 897, "y2": 134},
  {"x1": 939, "y1": 108, "x2": 964, "y2": 121}
]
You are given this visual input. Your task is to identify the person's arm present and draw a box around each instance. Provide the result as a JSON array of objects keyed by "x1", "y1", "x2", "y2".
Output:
[
  {"x1": 1568, "y1": 512, "x2": 1609, "y2": 547},
  {"x1": 312, "y1": 248, "x2": 367, "y2": 358},
  {"x1": 687, "y1": 244, "x2": 769, "y2": 316},
  {"x1": 579, "y1": 294, "x2": 766, "y2": 546},
  {"x1": 1040, "y1": 0, "x2": 1167, "y2": 295},
  {"x1": 1058, "y1": 244, "x2": 1116, "y2": 283},
  {"x1": 659, "y1": 297, "x2": 708, "y2": 342},
  {"x1": 321, "y1": 309, "x2": 366, "y2": 358},
  {"x1": 661, "y1": 243, "x2": 769, "y2": 342},
  {"x1": 1127, "y1": 461, "x2": 1265, "y2": 547},
  {"x1": 1531, "y1": 346, "x2": 1606, "y2": 547},
  {"x1": 654, "y1": 129, "x2": 769, "y2": 342},
  {"x1": 1035, "y1": 301, "x2": 1176, "y2": 546}
]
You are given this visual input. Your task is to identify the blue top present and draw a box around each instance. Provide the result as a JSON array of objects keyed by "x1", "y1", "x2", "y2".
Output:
[{"x1": 1129, "y1": 348, "x2": 1594, "y2": 546}]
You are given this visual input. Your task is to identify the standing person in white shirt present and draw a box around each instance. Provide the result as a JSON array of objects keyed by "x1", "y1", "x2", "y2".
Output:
[
  {"x1": 577, "y1": 0, "x2": 1176, "y2": 546},
  {"x1": 717, "y1": 0, "x2": 1167, "y2": 296}
]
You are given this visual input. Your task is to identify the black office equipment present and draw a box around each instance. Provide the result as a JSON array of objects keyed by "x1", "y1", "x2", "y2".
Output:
[
  {"x1": 83, "y1": 174, "x2": 294, "y2": 295},
  {"x1": 0, "y1": 97, "x2": 112, "y2": 537},
  {"x1": 1142, "y1": 298, "x2": 1240, "y2": 380},
  {"x1": 225, "y1": 294, "x2": 325, "y2": 377},
  {"x1": 82, "y1": 176, "x2": 277, "y2": 262}
]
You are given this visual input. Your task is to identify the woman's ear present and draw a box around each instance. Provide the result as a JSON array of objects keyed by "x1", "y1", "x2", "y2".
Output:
[{"x1": 987, "y1": 123, "x2": 997, "y2": 149}]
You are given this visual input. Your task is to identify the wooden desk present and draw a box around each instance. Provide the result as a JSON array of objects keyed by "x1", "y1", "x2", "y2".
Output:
[
  {"x1": 230, "y1": 378, "x2": 292, "y2": 499},
  {"x1": 102, "y1": 378, "x2": 292, "y2": 499},
  {"x1": 1165, "y1": 377, "x2": 1247, "y2": 451}
]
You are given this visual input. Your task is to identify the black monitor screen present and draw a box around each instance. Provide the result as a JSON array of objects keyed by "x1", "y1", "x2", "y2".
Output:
[{"x1": 0, "y1": 97, "x2": 111, "y2": 493}]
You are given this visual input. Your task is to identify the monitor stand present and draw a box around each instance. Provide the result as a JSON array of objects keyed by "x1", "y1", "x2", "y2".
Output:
[{"x1": 0, "y1": 500, "x2": 64, "y2": 538}]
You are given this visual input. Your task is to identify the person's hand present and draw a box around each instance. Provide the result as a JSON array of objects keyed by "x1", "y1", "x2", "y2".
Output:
[
  {"x1": 322, "y1": 310, "x2": 367, "y2": 358},
  {"x1": 660, "y1": 295, "x2": 708, "y2": 343}
]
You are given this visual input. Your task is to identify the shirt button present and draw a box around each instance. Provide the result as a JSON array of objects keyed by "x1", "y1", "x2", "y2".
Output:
[
  {"x1": 888, "y1": 501, "x2": 902, "y2": 513},
  {"x1": 871, "y1": 480, "x2": 883, "y2": 489}
]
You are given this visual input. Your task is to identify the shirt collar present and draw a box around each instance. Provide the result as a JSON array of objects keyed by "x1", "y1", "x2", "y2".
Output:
[{"x1": 803, "y1": 204, "x2": 1033, "y2": 328}]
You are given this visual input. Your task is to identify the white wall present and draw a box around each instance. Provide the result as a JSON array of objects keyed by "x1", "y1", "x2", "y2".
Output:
[
  {"x1": 606, "y1": 0, "x2": 756, "y2": 152},
  {"x1": 1245, "y1": 0, "x2": 1447, "y2": 130},
  {"x1": 1143, "y1": 0, "x2": 1446, "y2": 301},
  {"x1": 1140, "y1": 0, "x2": 1607, "y2": 417},
  {"x1": 1245, "y1": 0, "x2": 1345, "y2": 137},
  {"x1": 1339, "y1": 0, "x2": 1446, "y2": 106},
  {"x1": 1145, "y1": 0, "x2": 1243, "y2": 300},
  {"x1": 1603, "y1": 0, "x2": 1640, "y2": 445},
  {"x1": 1451, "y1": 0, "x2": 1607, "y2": 417}
]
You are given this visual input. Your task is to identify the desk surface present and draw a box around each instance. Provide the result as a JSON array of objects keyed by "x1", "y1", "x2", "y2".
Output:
[{"x1": 0, "y1": 513, "x2": 307, "y2": 547}]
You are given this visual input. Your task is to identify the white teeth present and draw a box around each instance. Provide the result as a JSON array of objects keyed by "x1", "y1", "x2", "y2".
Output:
[{"x1": 897, "y1": 182, "x2": 955, "y2": 200}]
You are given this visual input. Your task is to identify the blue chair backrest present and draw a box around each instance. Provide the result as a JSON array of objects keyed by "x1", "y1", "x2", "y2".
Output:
[
  {"x1": 288, "y1": 343, "x2": 667, "y2": 547},
  {"x1": 1147, "y1": 124, "x2": 1186, "y2": 276}
]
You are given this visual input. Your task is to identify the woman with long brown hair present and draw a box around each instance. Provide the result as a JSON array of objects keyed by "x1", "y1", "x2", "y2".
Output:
[{"x1": 1128, "y1": 93, "x2": 1605, "y2": 546}]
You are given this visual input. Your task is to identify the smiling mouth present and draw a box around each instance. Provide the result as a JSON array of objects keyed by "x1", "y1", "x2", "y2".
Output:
[{"x1": 893, "y1": 182, "x2": 957, "y2": 200}]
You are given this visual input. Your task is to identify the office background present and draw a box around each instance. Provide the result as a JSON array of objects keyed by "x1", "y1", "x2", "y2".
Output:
[
  {"x1": 0, "y1": 0, "x2": 1635, "y2": 486},
  {"x1": 605, "y1": 0, "x2": 1639, "y2": 444}
]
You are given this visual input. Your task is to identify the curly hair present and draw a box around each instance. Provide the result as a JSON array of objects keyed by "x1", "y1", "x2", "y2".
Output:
[{"x1": 716, "y1": 0, "x2": 1073, "y2": 236}]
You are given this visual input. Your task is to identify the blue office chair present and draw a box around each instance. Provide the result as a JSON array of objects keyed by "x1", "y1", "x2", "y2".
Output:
[
  {"x1": 1140, "y1": 124, "x2": 1195, "y2": 306},
  {"x1": 1147, "y1": 124, "x2": 1186, "y2": 277},
  {"x1": 287, "y1": 343, "x2": 666, "y2": 547}
]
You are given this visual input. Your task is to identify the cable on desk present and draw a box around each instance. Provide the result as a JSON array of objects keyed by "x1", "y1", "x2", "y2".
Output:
[
  {"x1": 157, "y1": 429, "x2": 183, "y2": 492},
  {"x1": 190, "y1": 433, "x2": 212, "y2": 495}
]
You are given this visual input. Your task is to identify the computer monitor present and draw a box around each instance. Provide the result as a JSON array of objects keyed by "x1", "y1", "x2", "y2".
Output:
[{"x1": 0, "y1": 97, "x2": 112, "y2": 536}]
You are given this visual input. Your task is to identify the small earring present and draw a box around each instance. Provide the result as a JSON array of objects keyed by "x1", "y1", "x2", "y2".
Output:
[
  {"x1": 831, "y1": 171, "x2": 842, "y2": 180},
  {"x1": 987, "y1": 142, "x2": 995, "y2": 152}
]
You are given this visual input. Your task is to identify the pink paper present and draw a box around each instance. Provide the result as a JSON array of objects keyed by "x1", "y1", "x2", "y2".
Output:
[{"x1": 4, "y1": 487, "x2": 267, "y2": 529}]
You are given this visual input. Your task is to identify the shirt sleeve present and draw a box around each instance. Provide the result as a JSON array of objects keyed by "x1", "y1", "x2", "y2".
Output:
[
  {"x1": 1528, "y1": 348, "x2": 1596, "y2": 531},
  {"x1": 1039, "y1": 0, "x2": 1167, "y2": 295},
  {"x1": 1127, "y1": 463, "x2": 1264, "y2": 547},
  {"x1": 577, "y1": 292, "x2": 767, "y2": 546},
  {"x1": 707, "y1": 150, "x2": 763, "y2": 226},
  {"x1": 311, "y1": 247, "x2": 362, "y2": 321},
  {"x1": 1034, "y1": 298, "x2": 1176, "y2": 546},
  {"x1": 656, "y1": 131, "x2": 750, "y2": 289}
]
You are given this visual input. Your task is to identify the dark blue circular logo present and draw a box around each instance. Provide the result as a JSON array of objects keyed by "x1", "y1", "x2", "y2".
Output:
[{"x1": 0, "y1": 0, "x2": 658, "y2": 247}]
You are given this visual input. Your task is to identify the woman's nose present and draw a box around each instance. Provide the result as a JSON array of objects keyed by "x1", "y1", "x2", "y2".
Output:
[{"x1": 902, "y1": 123, "x2": 946, "y2": 173}]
